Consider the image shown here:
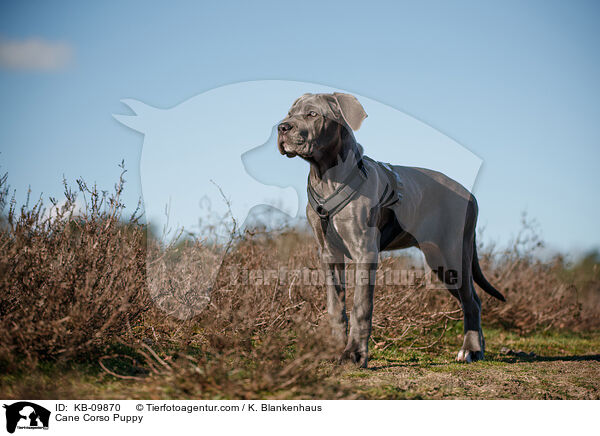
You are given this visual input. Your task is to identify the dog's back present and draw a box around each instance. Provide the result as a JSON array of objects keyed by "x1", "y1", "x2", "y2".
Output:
[{"x1": 376, "y1": 163, "x2": 476, "y2": 247}]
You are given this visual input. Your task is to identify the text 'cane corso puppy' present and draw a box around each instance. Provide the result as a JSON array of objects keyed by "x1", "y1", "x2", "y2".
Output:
[{"x1": 277, "y1": 93, "x2": 505, "y2": 368}]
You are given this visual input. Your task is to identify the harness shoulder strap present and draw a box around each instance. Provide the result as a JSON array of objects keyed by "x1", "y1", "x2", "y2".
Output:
[{"x1": 307, "y1": 161, "x2": 367, "y2": 219}]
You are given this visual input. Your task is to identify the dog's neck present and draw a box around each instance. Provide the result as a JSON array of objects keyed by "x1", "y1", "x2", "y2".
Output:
[{"x1": 308, "y1": 134, "x2": 363, "y2": 197}]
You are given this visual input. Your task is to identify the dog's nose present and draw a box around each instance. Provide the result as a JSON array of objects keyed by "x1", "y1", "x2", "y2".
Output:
[{"x1": 278, "y1": 122, "x2": 292, "y2": 133}]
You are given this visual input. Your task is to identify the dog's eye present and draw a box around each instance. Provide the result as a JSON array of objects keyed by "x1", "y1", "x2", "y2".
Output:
[{"x1": 308, "y1": 111, "x2": 318, "y2": 117}]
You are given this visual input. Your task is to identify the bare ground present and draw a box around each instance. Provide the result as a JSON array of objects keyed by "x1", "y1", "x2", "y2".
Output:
[
  {"x1": 347, "y1": 359, "x2": 600, "y2": 399},
  {"x1": 344, "y1": 328, "x2": 600, "y2": 399}
]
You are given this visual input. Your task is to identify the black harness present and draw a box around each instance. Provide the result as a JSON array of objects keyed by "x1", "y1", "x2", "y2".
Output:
[
  {"x1": 307, "y1": 156, "x2": 402, "y2": 259},
  {"x1": 307, "y1": 159, "x2": 368, "y2": 258}
]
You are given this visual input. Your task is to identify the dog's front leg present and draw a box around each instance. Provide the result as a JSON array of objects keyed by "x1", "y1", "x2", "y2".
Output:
[
  {"x1": 342, "y1": 253, "x2": 378, "y2": 368},
  {"x1": 322, "y1": 253, "x2": 348, "y2": 350}
]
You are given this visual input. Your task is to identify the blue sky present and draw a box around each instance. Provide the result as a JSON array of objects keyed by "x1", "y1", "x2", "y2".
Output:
[{"x1": 0, "y1": 0, "x2": 599, "y2": 254}]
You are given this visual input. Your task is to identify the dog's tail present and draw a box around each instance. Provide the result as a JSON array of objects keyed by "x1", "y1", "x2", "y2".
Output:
[{"x1": 472, "y1": 241, "x2": 506, "y2": 302}]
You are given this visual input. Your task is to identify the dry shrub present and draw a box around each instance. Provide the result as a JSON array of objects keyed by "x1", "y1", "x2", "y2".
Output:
[
  {"x1": 0, "y1": 166, "x2": 150, "y2": 367},
  {"x1": 1, "y1": 169, "x2": 599, "y2": 398},
  {"x1": 128, "y1": 229, "x2": 344, "y2": 398},
  {"x1": 478, "y1": 218, "x2": 600, "y2": 332}
]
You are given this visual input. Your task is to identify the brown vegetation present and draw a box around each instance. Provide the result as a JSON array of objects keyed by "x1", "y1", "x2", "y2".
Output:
[{"x1": 0, "y1": 169, "x2": 598, "y2": 398}]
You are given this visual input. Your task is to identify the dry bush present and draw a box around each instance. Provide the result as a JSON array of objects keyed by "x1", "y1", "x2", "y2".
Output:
[
  {"x1": 0, "y1": 166, "x2": 150, "y2": 367},
  {"x1": 478, "y1": 218, "x2": 600, "y2": 332},
  {"x1": 0, "y1": 165, "x2": 343, "y2": 396},
  {"x1": 126, "y1": 228, "x2": 344, "y2": 398},
  {"x1": 1, "y1": 168, "x2": 598, "y2": 398}
]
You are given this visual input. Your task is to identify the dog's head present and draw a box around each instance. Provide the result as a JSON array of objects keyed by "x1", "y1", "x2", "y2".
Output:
[{"x1": 277, "y1": 93, "x2": 367, "y2": 162}]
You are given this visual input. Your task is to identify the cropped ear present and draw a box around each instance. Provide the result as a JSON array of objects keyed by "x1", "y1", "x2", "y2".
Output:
[{"x1": 333, "y1": 92, "x2": 367, "y2": 131}]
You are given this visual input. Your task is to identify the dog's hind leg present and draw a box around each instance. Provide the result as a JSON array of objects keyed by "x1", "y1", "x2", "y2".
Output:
[
  {"x1": 423, "y1": 238, "x2": 484, "y2": 362},
  {"x1": 455, "y1": 275, "x2": 484, "y2": 362},
  {"x1": 454, "y1": 206, "x2": 485, "y2": 363}
]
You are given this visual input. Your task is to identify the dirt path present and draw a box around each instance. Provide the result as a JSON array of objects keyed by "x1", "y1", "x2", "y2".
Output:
[{"x1": 344, "y1": 358, "x2": 600, "y2": 399}]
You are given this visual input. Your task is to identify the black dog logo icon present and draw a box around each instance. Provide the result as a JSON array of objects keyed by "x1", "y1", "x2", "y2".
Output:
[{"x1": 3, "y1": 402, "x2": 50, "y2": 434}]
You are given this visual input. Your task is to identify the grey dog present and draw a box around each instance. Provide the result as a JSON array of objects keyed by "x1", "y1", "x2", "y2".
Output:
[{"x1": 277, "y1": 93, "x2": 505, "y2": 368}]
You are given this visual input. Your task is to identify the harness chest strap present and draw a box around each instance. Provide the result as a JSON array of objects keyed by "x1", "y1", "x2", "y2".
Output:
[{"x1": 307, "y1": 161, "x2": 367, "y2": 259}]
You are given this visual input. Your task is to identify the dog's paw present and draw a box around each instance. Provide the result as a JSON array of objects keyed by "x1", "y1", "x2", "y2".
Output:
[
  {"x1": 456, "y1": 349, "x2": 484, "y2": 363},
  {"x1": 338, "y1": 350, "x2": 368, "y2": 368},
  {"x1": 456, "y1": 330, "x2": 484, "y2": 363},
  {"x1": 337, "y1": 350, "x2": 357, "y2": 365},
  {"x1": 357, "y1": 354, "x2": 368, "y2": 368}
]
